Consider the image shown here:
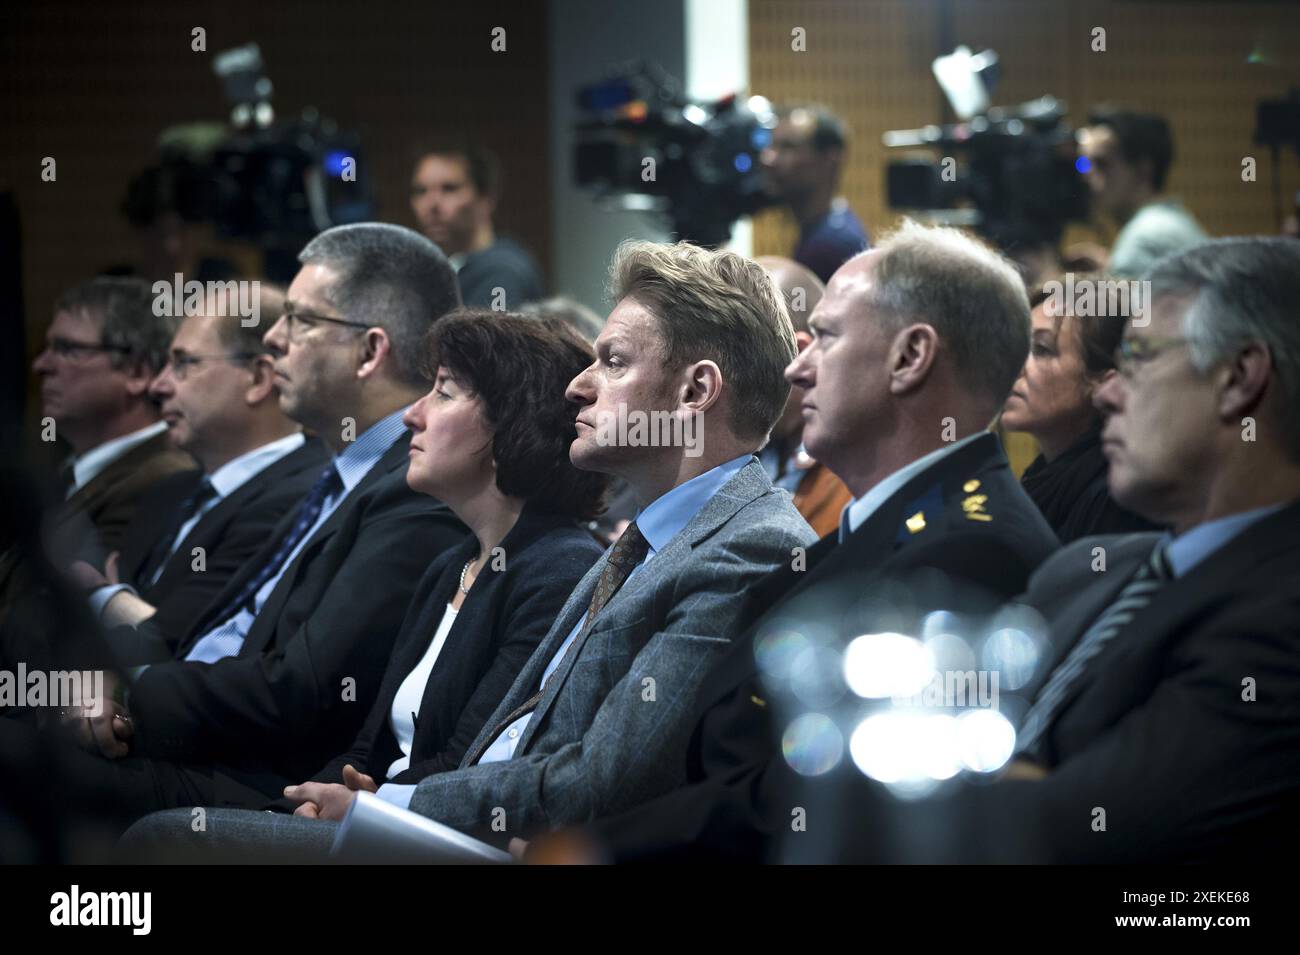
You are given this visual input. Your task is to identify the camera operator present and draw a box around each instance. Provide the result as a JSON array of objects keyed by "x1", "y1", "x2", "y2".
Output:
[
  {"x1": 760, "y1": 105, "x2": 869, "y2": 284},
  {"x1": 1074, "y1": 107, "x2": 1207, "y2": 277},
  {"x1": 409, "y1": 141, "x2": 544, "y2": 310}
]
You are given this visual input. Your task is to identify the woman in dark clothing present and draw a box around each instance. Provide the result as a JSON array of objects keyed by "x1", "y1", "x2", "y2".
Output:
[
  {"x1": 278, "y1": 309, "x2": 608, "y2": 818},
  {"x1": 1001, "y1": 279, "x2": 1161, "y2": 542}
]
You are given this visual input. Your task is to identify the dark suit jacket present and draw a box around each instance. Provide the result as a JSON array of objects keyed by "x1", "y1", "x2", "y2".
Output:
[
  {"x1": 589, "y1": 433, "x2": 1061, "y2": 861},
  {"x1": 123, "y1": 432, "x2": 468, "y2": 795},
  {"x1": 271, "y1": 508, "x2": 603, "y2": 806},
  {"x1": 789, "y1": 495, "x2": 1300, "y2": 864},
  {"x1": 52, "y1": 430, "x2": 198, "y2": 565},
  {"x1": 114, "y1": 437, "x2": 330, "y2": 647}
]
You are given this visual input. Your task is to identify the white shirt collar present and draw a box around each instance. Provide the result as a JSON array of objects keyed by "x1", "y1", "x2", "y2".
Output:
[
  {"x1": 839, "y1": 433, "x2": 985, "y2": 542},
  {"x1": 206, "y1": 432, "x2": 306, "y2": 498},
  {"x1": 70, "y1": 421, "x2": 169, "y2": 494}
]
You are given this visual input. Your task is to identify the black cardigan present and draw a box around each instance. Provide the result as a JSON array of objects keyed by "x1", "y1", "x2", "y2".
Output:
[
  {"x1": 1020, "y1": 427, "x2": 1162, "y2": 543},
  {"x1": 283, "y1": 505, "x2": 603, "y2": 799}
]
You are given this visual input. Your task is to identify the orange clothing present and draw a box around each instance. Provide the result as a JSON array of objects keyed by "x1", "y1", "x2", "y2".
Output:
[{"x1": 792, "y1": 460, "x2": 853, "y2": 538}]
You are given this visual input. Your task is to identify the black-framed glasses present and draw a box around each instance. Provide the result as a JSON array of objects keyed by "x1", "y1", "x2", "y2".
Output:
[
  {"x1": 167, "y1": 352, "x2": 263, "y2": 381},
  {"x1": 43, "y1": 337, "x2": 132, "y2": 361},
  {"x1": 1116, "y1": 336, "x2": 1190, "y2": 377},
  {"x1": 282, "y1": 308, "x2": 372, "y2": 342}
]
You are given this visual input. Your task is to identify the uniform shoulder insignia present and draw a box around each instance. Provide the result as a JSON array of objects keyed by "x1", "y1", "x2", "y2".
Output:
[
  {"x1": 895, "y1": 484, "x2": 944, "y2": 544},
  {"x1": 750, "y1": 694, "x2": 767, "y2": 708},
  {"x1": 962, "y1": 478, "x2": 992, "y2": 521}
]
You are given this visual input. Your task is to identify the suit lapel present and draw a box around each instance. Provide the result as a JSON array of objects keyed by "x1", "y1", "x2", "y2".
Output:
[
  {"x1": 232, "y1": 434, "x2": 409, "y2": 656},
  {"x1": 516, "y1": 459, "x2": 774, "y2": 750},
  {"x1": 1047, "y1": 499, "x2": 1300, "y2": 724}
]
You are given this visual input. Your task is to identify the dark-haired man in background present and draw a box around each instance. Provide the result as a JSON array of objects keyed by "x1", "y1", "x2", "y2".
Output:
[
  {"x1": 409, "y1": 142, "x2": 544, "y2": 310},
  {"x1": 761, "y1": 105, "x2": 869, "y2": 285},
  {"x1": 1077, "y1": 107, "x2": 1207, "y2": 277}
]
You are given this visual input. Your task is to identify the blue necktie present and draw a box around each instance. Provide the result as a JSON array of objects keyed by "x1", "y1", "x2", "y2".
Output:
[
  {"x1": 1016, "y1": 543, "x2": 1172, "y2": 761},
  {"x1": 204, "y1": 464, "x2": 342, "y2": 625}
]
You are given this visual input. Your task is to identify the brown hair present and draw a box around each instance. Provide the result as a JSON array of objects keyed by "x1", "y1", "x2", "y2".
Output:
[{"x1": 423, "y1": 309, "x2": 609, "y2": 521}]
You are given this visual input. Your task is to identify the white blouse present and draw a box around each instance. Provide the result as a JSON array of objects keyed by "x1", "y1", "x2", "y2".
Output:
[{"x1": 386, "y1": 603, "x2": 459, "y2": 779}]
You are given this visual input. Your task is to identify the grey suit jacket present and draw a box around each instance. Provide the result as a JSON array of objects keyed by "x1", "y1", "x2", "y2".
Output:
[{"x1": 406, "y1": 458, "x2": 816, "y2": 841}]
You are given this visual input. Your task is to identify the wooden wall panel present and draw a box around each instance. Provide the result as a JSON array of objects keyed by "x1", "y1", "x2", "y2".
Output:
[{"x1": 750, "y1": 0, "x2": 1300, "y2": 253}]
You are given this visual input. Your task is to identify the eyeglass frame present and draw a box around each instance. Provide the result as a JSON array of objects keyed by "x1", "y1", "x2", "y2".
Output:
[
  {"x1": 1115, "y1": 335, "x2": 1192, "y2": 378},
  {"x1": 165, "y1": 351, "x2": 265, "y2": 381},
  {"x1": 42, "y1": 336, "x2": 133, "y2": 362},
  {"x1": 281, "y1": 308, "x2": 373, "y2": 342}
]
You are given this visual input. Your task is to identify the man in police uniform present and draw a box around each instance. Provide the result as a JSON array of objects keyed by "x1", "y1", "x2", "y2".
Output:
[
  {"x1": 531, "y1": 221, "x2": 1060, "y2": 862},
  {"x1": 784, "y1": 236, "x2": 1300, "y2": 864}
]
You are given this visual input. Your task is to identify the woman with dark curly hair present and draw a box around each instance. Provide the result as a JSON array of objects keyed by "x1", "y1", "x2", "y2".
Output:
[{"x1": 273, "y1": 309, "x2": 610, "y2": 819}]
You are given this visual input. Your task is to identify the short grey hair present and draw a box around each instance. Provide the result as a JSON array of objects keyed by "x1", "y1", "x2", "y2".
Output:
[
  {"x1": 298, "y1": 223, "x2": 461, "y2": 386},
  {"x1": 519, "y1": 296, "x2": 604, "y2": 344},
  {"x1": 862, "y1": 219, "x2": 1030, "y2": 408},
  {"x1": 1146, "y1": 236, "x2": 1300, "y2": 461},
  {"x1": 54, "y1": 276, "x2": 175, "y2": 375}
]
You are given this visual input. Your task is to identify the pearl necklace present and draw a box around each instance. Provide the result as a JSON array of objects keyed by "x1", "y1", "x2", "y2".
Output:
[{"x1": 459, "y1": 556, "x2": 478, "y2": 595}]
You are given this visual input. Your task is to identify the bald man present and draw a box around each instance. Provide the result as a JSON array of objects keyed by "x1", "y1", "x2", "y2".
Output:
[{"x1": 755, "y1": 257, "x2": 852, "y2": 536}]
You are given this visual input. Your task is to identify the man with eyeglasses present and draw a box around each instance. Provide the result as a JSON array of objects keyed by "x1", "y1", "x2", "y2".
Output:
[
  {"x1": 781, "y1": 236, "x2": 1300, "y2": 864},
  {"x1": 28, "y1": 276, "x2": 196, "y2": 562},
  {"x1": 69, "y1": 285, "x2": 329, "y2": 654},
  {"x1": 39, "y1": 224, "x2": 468, "y2": 825}
]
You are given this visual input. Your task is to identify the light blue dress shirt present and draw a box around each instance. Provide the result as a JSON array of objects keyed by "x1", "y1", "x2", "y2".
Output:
[
  {"x1": 1162, "y1": 503, "x2": 1283, "y2": 579},
  {"x1": 181, "y1": 409, "x2": 409, "y2": 664},
  {"x1": 149, "y1": 432, "x2": 307, "y2": 586},
  {"x1": 839, "y1": 433, "x2": 984, "y2": 542},
  {"x1": 375, "y1": 453, "x2": 753, "y2": 810}
]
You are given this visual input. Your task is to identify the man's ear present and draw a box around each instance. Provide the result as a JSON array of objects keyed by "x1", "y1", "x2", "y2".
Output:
[
  {"x1": 356, "y1": 328, "x2": 393, "y2": 381},
  {"x1": 245, "y1": 355, "x2": 278, "y2": 406},
  {"x1": 678, "y1": 359, "x2": 723, "y2": 415},
  {"x1": 123, "y1": 360, "x2": 156, "y2": 397},
  {"x1": 887, "y1": 323, "x2": 939, "y2": 395},
  {"x1": 1088, "y1": 368, "x2": 1118, "y2": 403},
  {"x1": 1217, "y1": 341, "x2": 1271, "y2": 422}
]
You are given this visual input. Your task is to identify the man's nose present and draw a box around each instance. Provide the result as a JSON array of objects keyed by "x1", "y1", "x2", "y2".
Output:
[
  {"x1": 263, "y1": 315, "x2": 288, "y2": 355},
  {"x1": 785, "y1": 348, "x2": 813, "y2": 388},
  {"x1": 149, "y1": 366, "x2": 175, "y2": 401},
  {"x1": 565, "y1": 365, "x2": 595, "y2": 405},
  {"x1": 1093, "y1": 370, "x2": 1124, "y2": 415},
  {"x1": 32, "y1": 347, "x2": 55, "y2": 375}
]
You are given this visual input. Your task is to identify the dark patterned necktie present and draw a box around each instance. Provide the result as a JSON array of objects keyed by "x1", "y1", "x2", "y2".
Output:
[
  {"x1": 1016, "y1": 543, "x2": 1173, "y2": 761},
  {"x1": 203, "y1": 464, "x2": 342, "y2": 625},
  {"x1": 463, "y1": 521, "x2": 650, "y2": 765},
  {"x1": 140, "y1": 478, "x2": 219, "y2": 586}
]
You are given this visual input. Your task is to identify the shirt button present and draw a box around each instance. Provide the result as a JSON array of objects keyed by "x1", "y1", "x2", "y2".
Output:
[{"x1": 507, "y1": 728, "x2": 519, "y2": 739}]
